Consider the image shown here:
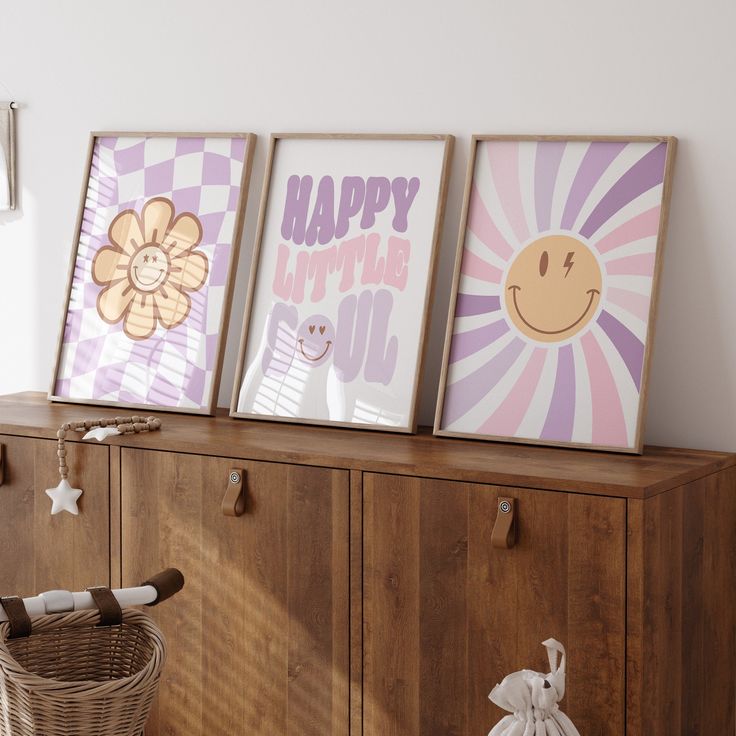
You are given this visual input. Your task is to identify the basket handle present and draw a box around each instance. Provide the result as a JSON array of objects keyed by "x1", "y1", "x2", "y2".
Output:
[{"x1": 0, "y1": 596, "x2": 32, "y2": 639}]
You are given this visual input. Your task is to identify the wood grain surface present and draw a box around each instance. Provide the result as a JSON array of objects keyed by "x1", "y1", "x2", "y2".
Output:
[
  {"x1": 120, "y1": 448, "x2": 350, "y2": 736},
  {"x1": 0, "y1": 434, "x2": 109, "y2": 597},
  {"x1": 2, "y1": 392, "x2": 733, "y2": 499},
  {"x1": 362, "y1": 473, "x2": 626, "y2": 736},
  {"x1": 626, "y1": 466, "x2": 736, "y2": 734}
]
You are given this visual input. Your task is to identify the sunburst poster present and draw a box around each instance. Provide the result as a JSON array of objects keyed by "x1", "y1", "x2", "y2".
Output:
[{"x1": 435, "y1": 136, "x2": 676, "y2": 452}]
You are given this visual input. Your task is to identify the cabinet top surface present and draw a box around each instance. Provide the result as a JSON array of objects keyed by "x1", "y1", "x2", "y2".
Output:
[{"x1": 1, "y1": 392, "x2": 733, "y2": 499}]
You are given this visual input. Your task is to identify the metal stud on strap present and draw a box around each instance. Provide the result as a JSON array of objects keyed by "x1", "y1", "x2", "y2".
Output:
[
  {"x1": 222, "y1": 469, "x2": 247, "y2": 517},
  {"x1": 491, "y1": 497, "x2": 517, "y2": 549}
]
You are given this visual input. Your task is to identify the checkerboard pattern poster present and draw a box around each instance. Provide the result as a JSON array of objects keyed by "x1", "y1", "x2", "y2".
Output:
[{"x1": 52, "y1": 134, "x2": 253, "y2": 413}]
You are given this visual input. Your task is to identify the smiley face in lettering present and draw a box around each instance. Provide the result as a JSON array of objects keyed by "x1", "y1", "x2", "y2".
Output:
[
  {"x1": 504, "y1": 234, "x2": 602, "y2": 342},
  {"x1": 296, "y1": 315, "x2": 335, "y2": 366}
]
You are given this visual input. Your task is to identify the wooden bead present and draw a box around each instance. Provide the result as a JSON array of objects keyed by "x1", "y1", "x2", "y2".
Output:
[
  {"x1": 57, "y1": 429, "x2": 66, "y2": 439},
  {"x1": 57, "y1": 449, "x2": 66, "y2": 458}
]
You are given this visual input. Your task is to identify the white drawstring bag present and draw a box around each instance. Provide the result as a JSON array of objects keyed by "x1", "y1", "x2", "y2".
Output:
[{"x1": 488, "y1": 639, "x2": 580, "y2": 736}]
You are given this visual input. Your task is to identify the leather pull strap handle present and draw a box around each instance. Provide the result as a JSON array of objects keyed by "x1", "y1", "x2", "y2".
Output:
[
  {"x1": 0, "y1": 596, "x2": 32, "y2": 639},
  {"x1": 87, "y1": 586, "x2": 123, "y2": 626},
  {"x1": 492, "y1": 497, "x2": 517, "y2": 549},
  {"x1": 222, "y1": 469, "x2": 246, "y2": 517}
]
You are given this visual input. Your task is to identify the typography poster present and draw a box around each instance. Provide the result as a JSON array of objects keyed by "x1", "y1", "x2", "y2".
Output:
[{"x1": 233, "y1": 134, "x2": 452, "y2": 431}]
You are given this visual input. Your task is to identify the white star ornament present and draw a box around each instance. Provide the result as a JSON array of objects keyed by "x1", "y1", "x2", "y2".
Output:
[{"x1": 45, "y1": 479, "x2": 84, "y2": 515}]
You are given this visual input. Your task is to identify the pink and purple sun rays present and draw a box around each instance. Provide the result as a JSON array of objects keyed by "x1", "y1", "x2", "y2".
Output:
[{"x1": 441, "y1": 139, "x2": 669, "y2": 448}]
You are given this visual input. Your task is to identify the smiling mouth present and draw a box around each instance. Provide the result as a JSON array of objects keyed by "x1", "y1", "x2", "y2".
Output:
[
  {"x1": 133, "y1": 267, "x2": 165, "y2": 287},
  {"x1": 298, "y1": 339, "x2": 333, "y2": 362},
  {"x1": 508, "y1": 286, "x2": 600, "y2": 335}
]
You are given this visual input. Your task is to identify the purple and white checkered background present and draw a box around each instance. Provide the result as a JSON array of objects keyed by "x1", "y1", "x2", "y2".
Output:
[{"x1": 54, "y1": 135, "x2": 248, "y2": 410}]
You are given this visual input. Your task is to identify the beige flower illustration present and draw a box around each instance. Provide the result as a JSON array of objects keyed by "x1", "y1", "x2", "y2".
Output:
[{"x1": 92, "y1": 197, "x2": 209, "y2": 341}]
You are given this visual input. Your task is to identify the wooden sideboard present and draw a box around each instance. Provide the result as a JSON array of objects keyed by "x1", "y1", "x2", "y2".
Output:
[{"x1": 0, "y1": 392, "x2": 734, "y2": 735}]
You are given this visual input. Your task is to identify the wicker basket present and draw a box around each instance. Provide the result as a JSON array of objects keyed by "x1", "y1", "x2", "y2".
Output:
[{"x1": 0, "y1": 608, "x2": 166, "y2": 736}]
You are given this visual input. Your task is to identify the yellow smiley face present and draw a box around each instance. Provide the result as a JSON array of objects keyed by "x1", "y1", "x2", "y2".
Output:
[{"x1": 504, "y1": 234, "x2": 602, "y2": 343}]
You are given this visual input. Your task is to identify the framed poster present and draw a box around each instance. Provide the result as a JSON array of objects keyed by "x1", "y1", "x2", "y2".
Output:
[
  {"x1": 435, "y1": 135, "x2": 677, "y2": 453},
  {"x1": 231, "y1": 133, "x2": 453, "y2": 432},
  {"x1": 50, "y1": 131, "x2": 256, "y2": 415}
]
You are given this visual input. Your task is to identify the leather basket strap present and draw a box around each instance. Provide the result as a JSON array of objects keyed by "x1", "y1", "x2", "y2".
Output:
[
  {"x1": 87, "y1": 586, "x2": 123, "y2": 626},
  {"x1": 0, "y1": 596, "x2": 32, "y2": 639}
]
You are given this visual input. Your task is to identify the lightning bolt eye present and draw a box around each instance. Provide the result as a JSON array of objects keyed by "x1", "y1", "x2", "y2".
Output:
[{"x1": 563, "y1": 251, "x2": 575, "y2": 278}]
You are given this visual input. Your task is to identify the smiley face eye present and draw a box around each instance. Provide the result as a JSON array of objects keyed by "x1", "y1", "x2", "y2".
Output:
[
  {"x1": 143, "y1": 254, "x2": 150, "y2": 264},
  {"x1": 563, "y1": 251, "x2": 575, "y2": 277},
  {"x1": 539, "y1": 250, "x2": 549, "y2": 277},
  {"x1": 308, "y1": 325, "x2": 315, "y2": 334},
  {"x1": 152, "y1": 255, "x2": 158, "y2": 264},
  {"x1": 319, "y1": 325, "x2": 325, "y2": 335}
]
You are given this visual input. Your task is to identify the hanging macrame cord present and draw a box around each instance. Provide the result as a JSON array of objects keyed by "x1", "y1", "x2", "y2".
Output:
[
  {"x1": 56, "y1": 416, "x2": 162, "y2": 479},
  {"x1": 47, "y1": 416, "x2": 162, "y2": 515}
]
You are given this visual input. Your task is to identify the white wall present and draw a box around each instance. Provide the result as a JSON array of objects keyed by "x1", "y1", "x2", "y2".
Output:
[{"x1": 1, "y1": 0, "x2": 734, "y2": 450}]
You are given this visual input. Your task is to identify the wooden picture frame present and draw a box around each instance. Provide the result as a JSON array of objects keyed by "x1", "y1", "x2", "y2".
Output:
[
  {"x1": 435, "y1": 135, "x2": 677, "y2": 453},
  {"x1": 49, "y1": 131, "x2": 256, "y2": 415},
  {"x1": 231, "y1": 132, "x2": 454, "y2": 432}
]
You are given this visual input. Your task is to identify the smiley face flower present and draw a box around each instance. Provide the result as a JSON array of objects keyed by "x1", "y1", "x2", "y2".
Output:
[{"x1": 92, "y1": 197, "x2": 209, "y2": 340}]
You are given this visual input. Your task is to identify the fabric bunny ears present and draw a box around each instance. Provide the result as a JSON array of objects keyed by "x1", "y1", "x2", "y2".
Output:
[{"x1": 488, "y1": 639, "x2": 580, "y2": 736}]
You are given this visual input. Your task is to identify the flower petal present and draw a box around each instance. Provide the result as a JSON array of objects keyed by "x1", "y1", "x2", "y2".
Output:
[
  {"x1": 97, "y1": 278, "x2": 135, "y2": 324},
  {"x1": 108, "y1": 210, "x2": 144, "y2": 256},
  {"x1": 154, "y1": 283, "x2": 192, "y2": 328},
  {"x1": 124, "y1": 292, "x2": 157, "y2": 340},
  {"x1": 92, "y1": 246, "x2": 127, "y2": 285},
  {"x1": 168, "y1": 251, "x2": 209, "y2": 291},
  {"x1": 163, "y1": 213, "x2": 203, "y2": 259},
  {"x1": 142, "y1": 197, "x2": 175, "y2": 245}
]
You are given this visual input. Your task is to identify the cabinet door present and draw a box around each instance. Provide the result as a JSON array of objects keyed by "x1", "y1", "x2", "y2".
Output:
[
  {"x1": 363, "y1": 473, "x2": 626, "y2": 736},
  {"x1": 121, "y1": 449, "x2": 350, "y2": 736},
  {"x1": 0, "y1": 434, "x2": 110, "y2": 597}
]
